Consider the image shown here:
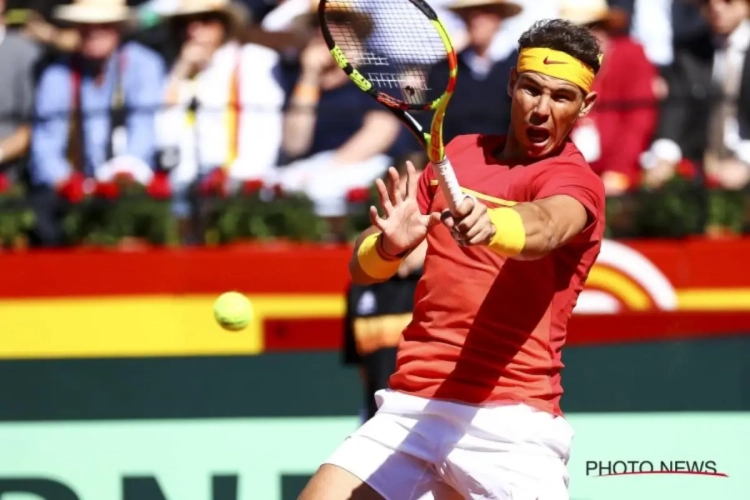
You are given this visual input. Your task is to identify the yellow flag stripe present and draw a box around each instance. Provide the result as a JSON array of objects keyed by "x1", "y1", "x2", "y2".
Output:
[{"x1": 0, "y1": 295, "x2": 343, "y2": 360}]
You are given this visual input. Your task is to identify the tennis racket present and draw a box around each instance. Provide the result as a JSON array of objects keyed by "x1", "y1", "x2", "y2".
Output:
[{"x1": 318, "y1": 0, "x2": 465, "y2": 213}]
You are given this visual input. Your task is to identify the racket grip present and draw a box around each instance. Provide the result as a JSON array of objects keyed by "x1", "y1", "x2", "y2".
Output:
[{"x1": 433, "y1": 157, "x2": 465, "y2": 214}]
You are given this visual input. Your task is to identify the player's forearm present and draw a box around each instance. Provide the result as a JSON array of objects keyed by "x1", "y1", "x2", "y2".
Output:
[
  {"x1": 513, "y1": 204, "x2": 562, "y2": 259},
  {"x1": 349, "y1": 227, "x2": 403, "y2": 285},
  {"x1": 486, "y1": 204, "x2": 561, "y2": 261}
]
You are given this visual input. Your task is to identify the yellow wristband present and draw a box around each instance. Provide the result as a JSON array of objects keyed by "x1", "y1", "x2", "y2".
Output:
[
  {"x1": 357, "y1": 233, "x2": 404, "y2": 279},
  {"x1": 486, "y1": 208, "x2": 526, "y2": 257}
]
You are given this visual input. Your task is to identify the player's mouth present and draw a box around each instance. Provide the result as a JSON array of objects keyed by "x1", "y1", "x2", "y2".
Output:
[{"x1": 526, "y1": 127, "x2": 551, "y2": 147}]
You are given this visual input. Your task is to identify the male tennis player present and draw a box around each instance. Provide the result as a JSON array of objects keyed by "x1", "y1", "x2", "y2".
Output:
[{"x1": 300, "y1": 18, "x2": 604, "y2": 500}]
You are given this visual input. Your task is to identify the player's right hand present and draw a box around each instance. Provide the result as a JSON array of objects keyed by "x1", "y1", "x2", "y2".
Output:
[
  {"x1": 370, "y1": 162, "x2": 442, "y2": 256},
  {"x1": 442, "y1": 196, "x2": 496, "y2": 246}
]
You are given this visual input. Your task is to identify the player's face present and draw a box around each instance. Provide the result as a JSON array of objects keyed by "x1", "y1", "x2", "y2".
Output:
[{"x1": 508, "y1": 69, "x2": 597, "y2": 158}]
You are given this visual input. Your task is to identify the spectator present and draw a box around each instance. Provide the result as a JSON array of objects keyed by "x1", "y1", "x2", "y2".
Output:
[
  {"x1": 561, "y1": 0, "x2": 658, "y2": 195},
  {"x1": 490, "y1": 0, "x2": 558, "y2": 61},
  {"x1": 156, "y1": 0, "x2": 285, "y2": 221},
  {"x1": 642, "y1": 0, "x2": 750, "y2": 190},
  {"x1": 275, "y1": 3, "x2": 400, "y2": 238},
  {"x1": 630, "y1": 0, "x2": 674, "y2": 70},
  {"x1": 0, "y1": 0, "x2": 41, "y2": 183},
  {"x1": 342, "y1": 151, "x2": 428, "y2": 423},
  {"x1": 427, "y1": 0, "x2": 522, "y2": 142},
  {"x1": 29, "y1": 0, "x2": 165, "y2": 246}
]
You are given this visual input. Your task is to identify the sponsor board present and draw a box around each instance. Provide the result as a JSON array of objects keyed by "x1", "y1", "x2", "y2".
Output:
[{"x1": 0, "y1": 414, "x2": 747, "y2": 500}]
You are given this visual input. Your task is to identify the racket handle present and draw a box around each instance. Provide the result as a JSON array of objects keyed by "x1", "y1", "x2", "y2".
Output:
[{"x1": 433, "y1": 157, "x2": 465, "y2": 214}]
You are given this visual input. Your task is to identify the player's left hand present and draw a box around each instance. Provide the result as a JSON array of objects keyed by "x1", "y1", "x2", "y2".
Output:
[{"x1": 441, "y1": 196, "x2": 496, "y2": 246}]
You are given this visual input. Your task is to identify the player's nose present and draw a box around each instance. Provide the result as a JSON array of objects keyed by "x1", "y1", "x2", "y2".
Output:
[{"x1": 530, "y1": 97, "x2": 551, "y2": 125}]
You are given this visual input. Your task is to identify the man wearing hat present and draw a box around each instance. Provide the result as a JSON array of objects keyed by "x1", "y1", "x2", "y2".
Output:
[
  {"x1": 29, "y1": 0, "x2": 165, "y2": 246},
  {"x1": 560, "y1": 0, "x2": 658, "y2": 196},
  {"x1": 275, "y1": 1, "x2": 401, "y2": 238},
  {"x1": 425, "y1": 0, "x2": 522, "y2": 142},
  {"x1": 155, "y1": 0, "x2": 284, "y2": 230}
]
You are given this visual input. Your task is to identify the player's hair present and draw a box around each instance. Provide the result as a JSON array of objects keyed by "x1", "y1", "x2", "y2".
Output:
[{"x1": 518, "y1": 19, "x2": 602, "y2": 74}]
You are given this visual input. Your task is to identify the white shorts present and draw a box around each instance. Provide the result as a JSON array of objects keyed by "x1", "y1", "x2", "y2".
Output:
[{"x1": 325, "y1": 390, "x2": 574, "y2": 500}]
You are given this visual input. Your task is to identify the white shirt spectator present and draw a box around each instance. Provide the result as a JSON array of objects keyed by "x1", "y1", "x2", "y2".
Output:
[
  {"x1": 630, "y1": 0, "x2": 673, "y2": 67},
  {"x1": 156, "y1": 41, "x2": 285, "y2": 186},
  {"x1": 643, "y1": 20, "x2": 750, "y2": 168}
]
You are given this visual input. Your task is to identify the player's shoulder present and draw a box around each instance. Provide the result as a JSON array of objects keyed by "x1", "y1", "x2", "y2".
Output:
[{"x1": 535, "y1": 142, "x2": 605, "y2": 193}]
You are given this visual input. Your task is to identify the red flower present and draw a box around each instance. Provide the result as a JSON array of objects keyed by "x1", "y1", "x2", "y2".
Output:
[
  {"x1": 58, "y1": 172, "x2": 86, "y2": 203},
  {"x1": 346, "y1": 187, "x2": 370, "y2": 203},
  {"x1": 242, "y1": 179, "x2": 264, "y2": 194},
  {"x1": 0, "y1": 174, "x2": 10, "y2": 194},
  {"x1": 675, "y1": 159, "x2": 697, "y2": 179},
  {"x1": 705, "y1": 174, "x2": 721, "y2": 189},
  {"x1": 147, "y1": 173, "x2": 172, "y2": 200},
  {"x1": 94, "y1": 181, "x2": 119, "y2": 199},
  {"x1": 199, "y1": 168, "x2": 228, "y2": 196}
]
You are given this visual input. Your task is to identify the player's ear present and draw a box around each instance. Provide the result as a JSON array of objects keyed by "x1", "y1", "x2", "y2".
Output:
[
  {"x1": 507, "y1": 68, "x2": 518, "y2": 97},
  {"x1": 579, "y1": 91, "x2": 597, "y2": 117}
]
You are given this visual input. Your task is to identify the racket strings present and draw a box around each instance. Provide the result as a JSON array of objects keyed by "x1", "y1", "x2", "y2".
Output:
[{"x1": 322, "y1": 0, "x2": 450, "y2": 107}]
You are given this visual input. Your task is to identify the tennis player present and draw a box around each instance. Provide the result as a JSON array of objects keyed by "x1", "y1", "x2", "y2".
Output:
[{"x1": 300, "y1": 19, "x2": 605, "y2": 500}]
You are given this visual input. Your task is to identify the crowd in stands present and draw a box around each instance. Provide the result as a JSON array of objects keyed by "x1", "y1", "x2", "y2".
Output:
[{"x1": 0, "y1": 0, "x2": 748, "y2": 247}]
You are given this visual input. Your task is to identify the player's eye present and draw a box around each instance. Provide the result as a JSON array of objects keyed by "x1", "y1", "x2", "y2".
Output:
[
  {"x1": 553, "y1": 93, "x2": 573, "y2": 103},
  {"x1": 523, "y1": 85, "x2": 541, "y2": 97}
]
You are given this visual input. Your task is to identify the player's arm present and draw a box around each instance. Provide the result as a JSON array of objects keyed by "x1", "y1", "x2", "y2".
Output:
[
  {"x1": 493, "y1": 195, "x2": 590, "y2": 260},
  {"x1": 349, "y1": 226, "x2": 390, "y2": 285},
  {"x1": 487, "y1": 166, "x2": 604, "y2": 260},
  {"x1": 349, "y1": 163, "x2": 437, "y2": 285},
  {"x1": 453, "y1": 166, "x2": 603, "y2": 260}
]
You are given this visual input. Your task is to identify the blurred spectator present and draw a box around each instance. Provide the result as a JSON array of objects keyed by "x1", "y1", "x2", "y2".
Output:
[
  {"x1": 156, "y1": 0, "x2": 284, "y2": 221},
  {"x1": 18, "y1": 10, "x2": 81, "y2": 53},
  {"x1": 274, "y1": 3, "x2": 400, "y2": 236},
  {"x1": 562, "y1": 0, "x2": 658, "y2": 195},
  {"x1": 29, "y1": 0, "x2": 165, "y2": 246},
  {"x1": 342, "y1": 151, "x2": 427, "y2": 423},
  {"x1": 630, "y1": 0, "x2": 673, "y2": 70},
  {"x1": 426, "y1": 0, "x2": 521, "y2": 142},
  {"x1": 642, "y1": 0, "x2": 750, "y2": 190},
  {"x1": 0, "y1": 0, "x2": 41, "y2": 183},
  {"x1": 490, "y1": 0, "x2": 558, "y2": 60}
]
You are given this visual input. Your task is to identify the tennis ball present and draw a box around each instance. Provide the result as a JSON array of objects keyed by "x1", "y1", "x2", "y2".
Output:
[{"x1": 213, "y1": 292, "x2": 253, "y2": 331}]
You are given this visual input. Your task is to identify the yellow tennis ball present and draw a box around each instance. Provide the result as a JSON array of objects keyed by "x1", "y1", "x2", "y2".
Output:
[{"x1": 213, "y1": 292, "x2": 253, "y2": 331}]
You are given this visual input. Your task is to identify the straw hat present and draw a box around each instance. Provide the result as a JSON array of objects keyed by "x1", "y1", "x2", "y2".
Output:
[
  {"x1": 54, "y1": 0, "x2": 133, "y2": 24},
  {"x1": 294, "y1": 0, "x2": 373, "y2": 40},
  {"x1": 448, "y1": 0, "x2": 522, "y2": 18},
  {"x1": 164, "y1": 0, "x2": 250, "y2": 34},
  {"x1": 559, "y1": 0, "x2": 629, "y2": 31}
]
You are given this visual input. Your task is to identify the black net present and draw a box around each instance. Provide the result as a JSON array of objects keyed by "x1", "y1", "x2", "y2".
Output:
[{"x1": 321, "y1": 0, "x2": 451, "y2": 108}]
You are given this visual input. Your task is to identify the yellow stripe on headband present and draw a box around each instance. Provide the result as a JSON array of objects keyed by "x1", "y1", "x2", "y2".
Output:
[{"x1": 517, "y1": 48, "x2": 600, "y2": 93}]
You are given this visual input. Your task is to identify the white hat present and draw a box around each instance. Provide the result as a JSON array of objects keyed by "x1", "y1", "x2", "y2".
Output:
[
  {"x1": 559, "y1": 0, "x2": 628, "y2": 30},
  {"x1": 163, "y1": 0, "x2": 250, "y2": 32},
  {"x1": 54, "y1": 0, "x2": 133, "y2": 24},
  {"x1": 448, "y1": 0, "x2": 522, "y2": 18}
]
